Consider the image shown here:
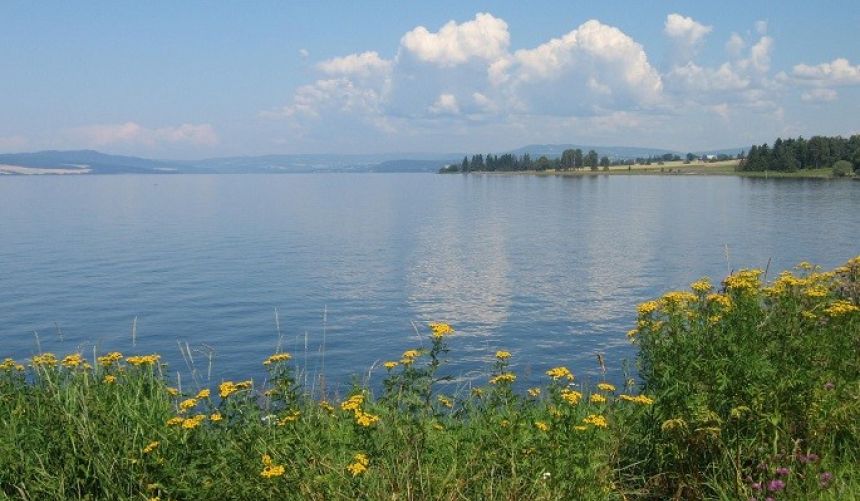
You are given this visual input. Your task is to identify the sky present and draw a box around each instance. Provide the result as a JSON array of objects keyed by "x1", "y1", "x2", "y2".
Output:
[{"x1": 1, "y1": 1, "x2": 859, "y2": 159}]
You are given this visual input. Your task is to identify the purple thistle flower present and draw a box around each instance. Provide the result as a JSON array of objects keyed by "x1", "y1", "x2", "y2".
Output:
[
  {"x1": 765, "y1": 497, "x2": 775, "y2": 501},
  {"x1": 824, "y1": 381, "x2": 835, "y2": 390},
  {"x1": 776, "y1": 466, "x2": 790, "y2": 477},
  {"x1": 768, "y1": 479, "x2": 785, "y2": 492},
  {"x1": 751, "y1": 482, "x2": 762, "y2": 491},
  {"x1": 820, "y1": 471, "x2": 833, "y2": 487}
]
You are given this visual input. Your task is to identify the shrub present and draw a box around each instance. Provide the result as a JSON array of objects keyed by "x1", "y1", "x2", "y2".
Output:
[{"x1": 833, "y1": 160, "x2": 853, "y2": 177}]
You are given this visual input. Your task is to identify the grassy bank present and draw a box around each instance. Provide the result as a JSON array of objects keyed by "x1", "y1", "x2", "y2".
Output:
[{"x1": 2, "y1": 257, "x2": 858, "y2": 500}]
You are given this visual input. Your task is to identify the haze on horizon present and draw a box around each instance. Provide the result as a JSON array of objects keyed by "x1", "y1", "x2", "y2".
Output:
[{"x1": 1, "y1": 1, "x2": 858, "y2": 159}]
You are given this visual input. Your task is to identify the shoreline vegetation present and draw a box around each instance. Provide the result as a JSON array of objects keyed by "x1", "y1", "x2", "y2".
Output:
[
  {"x1": 2, "y1": 257, "x2": 858, "y2": 500},
  {"x1": 441, "y1": 135, "x2": 860, "y2": 180}
]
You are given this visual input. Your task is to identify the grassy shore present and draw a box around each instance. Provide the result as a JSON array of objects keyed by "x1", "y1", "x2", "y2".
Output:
[
  {"x1": 471, "y1": 160, "x2": 851, "y2": 179},
  {"x1": 2, "y1": 257, "x2": 858, "y2": 500}
]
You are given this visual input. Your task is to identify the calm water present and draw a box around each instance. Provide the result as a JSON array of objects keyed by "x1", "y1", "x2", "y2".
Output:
[{"x1": 1, "y1": 174, "x2": 858, "y2": 391}]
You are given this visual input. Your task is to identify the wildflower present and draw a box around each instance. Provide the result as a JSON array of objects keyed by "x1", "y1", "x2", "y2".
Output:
[
  {"x1": 181, "y1": 414, "x2": 206, "y2": 429},
  {"x1": 195, "y1": 389, "x2": 210, "y2": 399},
  {"x1": 354, "y1": 410, "x2": 380, "y2": 427},
  {"x1": 179, "y1": 398, "x2": 197, "y2": 412},
  {"x1": 767, "y1": 479, "x2": 785, "y2": 492},
  {"x1": 495, "y1": 350, "x2": 511, "y2": 360},
  {"x1": 31, "y1": 353, "x2": 58, "y2": 367},
  {"x1": 776, "y1": 467, "x2": 789, "y2": 477},
  {"x1": 545, "y1": 366, "x2": 574, "y2": 381},
  {"x1": 706, "y1": 293, "x2": 732, "y2": 309},
  {"x1": 319, "y1": 401, "x2": 335, "y2": 413},
  {"x1": 626, "y1": 328, "x2": 638, "y2": 339},
  {"x1": 661, "y1": 418, "x2": 687, "y2": 432},
  {"x1": 637, "y1": 301, "x2": 660, "y2": 316},
  {"x1": 489, "y1": 372, "x2": 516, "y2": 384},
  {"x1": 560, "y1": 389, "x2": 582, "y2": 405},
  {"x1": 804, "y1": 286, "x2": 828, "y2": 298},
  {"x1": 219, "y1": 380, "x2": 252, "y2": 398},
  {"x1": 97, "y1": 352, "x2": 123, "y2": 366},
  {"x1": 210, "y1": 412, "x2": 223, "y2": 422},
  {"x1": 125, "y1": 354, "x2": 160, "y2": 366},
  {"x1": 534, "y1": 421, "x2": 550, "y2": 432},
  {"x1": 589, "y1": 394, "x2": 606, "y2": 404},
  {"x1": 597, "y1": 383, "x2": 616, "y2": 392},
  {"x1": 583, "y1": 414, "x2": 608, "y2": 428},
  {"x1": 61, "y1": 353, "x2": 84, "y2": 368},
  {"x1": 341, "y1": 394, "x2": 365, "y2": 412},
  {"x1": 103, "y1": 374, "x2": 117, "y2": 384},
  {"x1": 263, "y1": 352, "x2": 292, "y2": 365},
  {"x1": 500, "y1": 419, "x2": 510, "y2": 428},
  {"x1": 428, "y1": 322, "x2": 454, "y2": 338},
  {"x1": 662, "y1": 291, "x2": 698, "y2": 306},
  {"x1": 260, "y1": 454, "x2": 286, "y2": 478},
  {"x1": 383, "y1": 361, "x2": 399, "y2": 370},
  {"x1": 820, "y1": 472, "x2": 833, "y2": 487},
  {"x1": 166, "y1": 417, "x2": 183, "y2": 426},
  {"x1": 824, "y1": 300, "x2": 859, "y2": 316},
  {"x1": 402, "y1": 350, "x2": 420, "y2": 359},
  {"x1": 166, "y1": 387, "x2": 179, "y2": 396},
  {"x1": 277, "y1": 410, "x2": 301, "y2": 426},
  {"x1": 619, "y1": 394, "x2": 654, "y2": 405},
  {"x1": 691, "y1": 278, "x2": 712, "y2": 294},
  {"x1": 437, "y1": 396, "x2": 453, "y2": 408},
  {"x1": 573, "y1": 425, "x2": 588, "y2": 431},
  {"x1": 347, "y1": 453, "x2": 369, "y2": 476},
  {"x1": 527, "y1": 387, "x2": 541, "y2": 397},
  {"x1": 142, "y1": 441, "x2": 159, "y2": 454},
  {"x1": 0, "y1": 358, "x2": 24, "y2": 371}
]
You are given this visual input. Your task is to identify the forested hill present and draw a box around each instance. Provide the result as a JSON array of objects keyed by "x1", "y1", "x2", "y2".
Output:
[{"x1": 739, "y1": 135, "x2": 860, "y2": 174}]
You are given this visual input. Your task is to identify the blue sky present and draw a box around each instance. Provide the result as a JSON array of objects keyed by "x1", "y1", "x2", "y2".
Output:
[{"x1": 1, "y1": 1, "x2": 858, "y2": 158}]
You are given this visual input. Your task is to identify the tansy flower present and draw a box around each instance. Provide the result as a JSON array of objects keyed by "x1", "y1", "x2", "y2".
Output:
[
  {"x1": 428, "y1": 322, "x2": 454, "y2": 338},
  {"x1": 489, "y1": 372, "x2": 516, "y2": 384},
  {"x1": 383, "y1": 361, "x2": 399, "y2": 370},
  {"x1": 142, "y1": 441, "x2": 159, "y2": 454},
  {"x1": 31, "y1": 353, "x2": 58, "y2": 367},
  {"x1": 125, "y1": 354, "x2": 160, "y2": 366},
  {"x1": 210, "y1": 412, "x2": 222, "y2": 422},
  {"x1": 340, "y1": 394, "x2": 365, "y2": 412},
  {"x1": 560, "y1": 389, "x2": 582, "y2": 405},
  {"x1": 97, "y1": 352, "x2": 123, "y2": 366},
  {"x1": 103, "y1": 375, "x2": 117, "y2": 384},
  {"x1": 597, "y1": 383, "x2": 616, "y2": 392},
  {"x1": 319, "y1": 401, "x2": 335, "y2": 413},
  {"x1": 583, "y1": 414, "x2": 608, "y2": 428},
  {"x1": 437, "y1": 395, "x2": 453, "y2": 408},
  {"x1": 534, "y1": 421, "x2": 550, "y2": 432},
  {"x1": 495, "y1": 350, "x2": 511, "y2": 360},
  {"x1": 347, "y1": 453, "x2": 369, "y2": 476},
  {"x1": 354, "y1": 410, "x2": 380, "y2": 427},
  {"x1": 181, "y1": 414, "x2": 206, "y2": 429},
  {"x1": 260, "y1": 454, "x2": 286, "y2": 478},
  {"x1": 263, "y1": 352, "x2": 292, "y2": 366},
  {"x1": 527, "y1": 387, "x2": 541, "y2": 397},
  {"x1": 545, "y1": 366, "x2": 574, "y2": 381},
  {"x1": 179, "y1": 398, "x2": 197, "y2": 412},
  {"x1": 619, "y1": 394, "x2": 654, "y2": 405},
  {"x1": 590, "y1": 394, "x2": 607, "y2": 404},
  {"x1": 195, "y1": 389, "x2": 210, "y2": 399},
  {"x1": 166, "y1": 417, "x2": 183, "y2": 427}
]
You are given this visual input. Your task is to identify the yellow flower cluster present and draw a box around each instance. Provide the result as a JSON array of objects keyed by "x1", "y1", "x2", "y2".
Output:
[
  {"x1": 1, "y1": 358, "x2": 24, "y2": 371},
  {"x1": 340, "y1": 394, "x2": 365, "y2": 412},
  {"x1": 706, "y1": 293, "x2": 732, "y2": 309},
  {"x1": 319, "y1": 401, "x2": 335, "y2": 413},
  {"x1": 589, "y1": 394, "x2": 606, "y2": 404},
  {"x1": 142, "y1": 441, "x2": 159, "y2": 454},
  {"x1": 428, "y1": 322, "x2": 454, "y2": 338},
  {"x1": 166, "y1": 387, "x2": 180, "y2": 396},
  {"x1": 196, "y1": 388, "x2": 210, "y2": 399},
  {"x1": 495, "y1": 350, "x2": 511, "y2": 360},
  {"x1": 341, "y1": 393, "x2": 379, "y2": 427},
  {"x1": 347, "y1": 453, "x2": 369, "y2": 476},
  {"x1": 824, "y1": 300, "x2": 859, "y2": 316},
  {"x1": 166, "y1": 417, "x2": 184, "y2": 426},
  {"x1": 661, "y1": 291, "x2": 698, "y2": 307},
  {"x1": 61, "y1": 353, "x2": 85, "y2": 368},
  {"x1": 637, "y1": 301, "x2": 660, "y2": 316},
  {"x1": 277, "y1": 410, "x2": 301, "y2": 426},
  {"x1": 583, "y1": 414, "x2": 608, "y2": 428},
  {"x1": 181, "y1": 414, "x2": 206, "y2": 429},
  {"x1": 260, "y1": 454, "x2": 286, "y2": 478},
  {"x1": 97, "y1": 352, "x2": 123, "y2": 366},
  {"x1": 126, "y1": 354, "x2": 160, "y2": 366},
  {"x1": 690, "y1": 278, "x2": 712, "y2": 294},
  {"x1": 804, "y1": 286, "x2": 828, "y2": 298},
  {"x1": 263, "y1": 352, "x2": 292, "y2": 366},
  {"x1": 219, "y1": 380, "x2": 252, "y2": 398},
  {"x1": 723, "y1": 269, "x2": 762, "y2": 292},
  {"x1": 489, "y1": 372, "x2": 517, "y2": 384},
  {"x1": 210, "y1": 412, "x2": 223, "y2": 422},
  {"x1": 401, "y1": 350, "x2": 421, "y2": 365},
  {"x1": 31, "y1": 353, "x2": 58, "y2": 367},
  {"x1": 619, "y1": 394, "x2": 654, "y2": 405},
  {"x1": 103, "y1": 375, "x2": 117, "y2": 384},
  {"x1": 527, "y1": 387, "x2": 541, "y2": 397},
  {"x1": 545, "y1": 366, "x2": 574, "y2": 381},
  {"x1": 354, "y1": 410, "x2": 380, "y2": 427},
  {"x1": 560, "y1": 389, "x2": 582, "y2": 405},
  {"x1": 534, "y1": 421, "x2": 550, "y2": 432},
  {"x1": 437, "y1": 395, "x2": 453, "y2": 408},
  {"x1": 383, "y1": 361, "x2": 399, "y2": 370},
  {"x1": 596, "y1": 383, "x2": 616, "y2": 392},
  {"x1": 661, "y1": 418, "x2": 687, "y2": 432},
  {"x1": 179, "y1": 398, "x2": 197, "y2": 412}
]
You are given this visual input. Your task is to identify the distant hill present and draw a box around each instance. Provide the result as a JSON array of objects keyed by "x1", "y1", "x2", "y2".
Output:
[
  {"x1": 0, "y1": 150, "x2": 184, "y2": 174},
  {"x1": 192, "y1": 153, "x2": 460, "y2": 173}
]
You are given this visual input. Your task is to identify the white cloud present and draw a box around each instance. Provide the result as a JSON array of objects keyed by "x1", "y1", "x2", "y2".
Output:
[
  {"x1": 399, "y1": 13, "x2": 510, "y2": 67},
  {"x1": 725, "y1": 33, "x2": 745, "y2": 57},
  {"x1": 791, "y1": 58, "x2": 860, "y2": 86},
  {"x1": 429, "y1": 93, "x2": 460, "y2": 115},
  {"x1": 71, "y1": 122, "x2": 218, "y2": 147},
  {"x1": 664, "y1": 14, "x2": 712, "y2": 62},
  {"x1": 298, "y1": 48, "x2": 309, "y2": 59},
  {"x1": 666, "y1": 62, "x2": 750, "y2": 93},
  {"x1": 262, "y1": 78, "x2": 384, "y2": 119},
  {"x1": 801, "y1": 88, "x2": 838, "y2": 102},
  {"x1": 317, "y1": 51, "x2": 392, "y2": 77}
]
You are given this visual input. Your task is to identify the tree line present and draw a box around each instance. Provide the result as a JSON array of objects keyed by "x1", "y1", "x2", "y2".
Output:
[{"x1": 739, "y1": 135, "x2": 860, "y2": 174}]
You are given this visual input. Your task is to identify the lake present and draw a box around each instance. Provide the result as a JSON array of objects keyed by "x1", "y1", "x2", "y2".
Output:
[{"x1": 1, "y1": 173, "x2": 857, "y2": 392}]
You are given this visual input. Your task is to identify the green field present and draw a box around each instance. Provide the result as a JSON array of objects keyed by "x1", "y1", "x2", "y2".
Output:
[{"x1": 2, "y1": 258, "x2": 859, "y2": 500}]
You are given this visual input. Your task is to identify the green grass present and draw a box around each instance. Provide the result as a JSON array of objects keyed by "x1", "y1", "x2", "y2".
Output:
[{"x1": 2, "y1": 258, "x2": 859, "y2": 500}]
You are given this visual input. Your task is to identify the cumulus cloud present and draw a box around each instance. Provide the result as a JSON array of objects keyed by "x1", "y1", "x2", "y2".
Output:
[
  {"x1": 317, "y1": 51, "x2": 392, "y2": 77},
  {"x1": 399, "y1": 13, "x2": 510, "y2": 67},
  {"x1": 664, "y1": 14, "x2": 712, "y2": 62},
  {"x1": 801, "y1": 88, "x2": 838, "y2": 102},
  {"x1": 429, "y1": 93, "x2": 460, "y2": 115},
  {"x1": 791, "y1": 58, "x2": 860, "y2": 86},
  {"x1": 71, "y1": 122, "x2": 218, "y2": 147}
]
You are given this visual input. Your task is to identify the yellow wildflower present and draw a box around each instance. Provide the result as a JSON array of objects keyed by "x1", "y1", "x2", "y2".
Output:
[
  {"x1": 354, "y1": 410, "x2": 380, "y2": 427},
  {"x1": 165, "y1": 416, "x2": 183, "y2": 426},
  {"x1": 560, "y1": 389, "x2": 582, "y2": 405},
  {"x1": 489, "y1": 372, "x2": 516, "y2": 384},
  {"x1": 637, "y1": 301, "x2": 660, "y2": 316},
  {"x1": 690, "y1": 278, "x2": 712, "y2": 294},
  {"x1": 437, "y1": 395, "x2": 453, "y2": 408},
  {"x1": 383, "y1": 361, "x2": 399, "y2": 370},
  {"x1": 219, "y1": 380, "x2": 252, "y2": 398},
  {"x1": 527, "y1": 387, "x2": 541, "y2": 397},
  {"x1": 61, "y1": 353, "x2": 84, "y2": 368},
  {"x1": 347, "y1": 453, "x2": 369, "y2": 476},
  {"x1": 195, "y1": 388, "x2": 210, "y2": 399},
  {"x1": 661, "y1": 291, "x2": 698, "y2": 306},
  {"x1": 583, "y1": 414, "x2": 608, "y2": 428},
  {"x1": 31, "y1": 353, "x2": 57, "y2": 367},
  {"x1": 97, "y1": 352, "x2": 123, "y2": 366},
  {"x1": 260, "y1": 454, "x2": 286, "y2": 478},
  {"x1": 263, "y1": 352, "x2": 292, "y2": 365},
  {"x1": 0, "y1": 358, "x2": 24, "y2": 371},
  {"x1": 125, "y1": 354, "x2": 160, "y2": 366},
  {"x1": 277, "y1": 410, "x2": 301, "y2": 426},
  {"x1": 319, "y1": 401, "x2": 335, "y2": 413},
  {"x1": 824, "y1": 300, "x2": 859, "y2": 316},
  {"x1": 723, "y1": 269, "x2": 762, "y2": 292},
  {"x1": 626, "y1": 328, "x2": 638, "y2": 339},
  {"x1": 142, "y1": 441, "x2": 159, "y2": 454},
  {"x1": 589, "y1": 393, "x2": 606, "y2": 404},
  {"x1": 166, "y1": 387, "x2": 179, "y2": 396},
  {"x1": 804, "y1": 286, "x2": 828, "y2": 298},
  {"x1": 545, "y1": 366, "x2": 574, "y2": 381},
  {"x1": 619, "y1": 394, "x2": 654, "y2": 405},
  {"x1": 534, "y1": 421, "x2": 550, "y2": 432},
  {"x1": 179, "y1": 398, "x2": 197, "y2": 412},
  {"x1": 495, "y1": 350, "x2": 512, "y2": 360},
  {"x1": 341, "y1": 394, "x2": 365, "y2": 412},
  {"x1": 181, "y1": 414, "x2": 206, "y2": 429},
  {"x1": 597, "y1": 383, "x2": 616, "y2": 392},
  {"x1": 402, "y1": 350, "x2": 420, "y2": 359},
  {"x1": 210, "y1": 412, "x2": 223, "y2": 422},
  {"x1": 706, "y1": 293, "x2": 732, "y2": 309},
  {"x1": 428, "y1": 322, "x2": 454, "y2": 338},
  {"x1": 103, "y1": 374, "x2": 117, "y2": 384}
]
